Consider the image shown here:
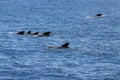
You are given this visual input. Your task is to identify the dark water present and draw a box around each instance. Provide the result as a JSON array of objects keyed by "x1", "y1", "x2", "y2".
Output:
[{"x1": 0, "y1": 0, "x2": 120, "y2": 80}]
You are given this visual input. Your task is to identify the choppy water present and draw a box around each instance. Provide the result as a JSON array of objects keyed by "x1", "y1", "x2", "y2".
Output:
[{"x1": 0, "y1": 0, "x2": 120, "y2": 80}]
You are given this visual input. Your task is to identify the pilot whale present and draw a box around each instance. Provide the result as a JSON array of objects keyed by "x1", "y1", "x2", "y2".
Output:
[
  {"x1": 58, "y1": 42, "x2": 70, "y2": 49},
  {"x1": 17, "y1": 31, "x2": 25, "y2": 35},
  {"x1": 48, "y1": 42, "x2": 70, "y2": 49},
  {"x1": 33, "y1": 31, "x2": 51, "y2": 37},
  {"x1": 32, "y1": 32, "x2": 39, "y2": 36},
  {"x1": 39, "y1": 32, "x2": 51, "y2": 37},
  {"x1": 27, "y1": 31, "x2": 32, "y2": 34},
  {"x1": 96, "y1": 13, "x2": 103, "y2": 17}
]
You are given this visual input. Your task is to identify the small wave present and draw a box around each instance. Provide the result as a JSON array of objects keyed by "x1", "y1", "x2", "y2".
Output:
[
  {"x1": 8, "y1": 32, "x2": 15, "y2": 34},
  {"x1": 104, "y1": 78, "x2": 114, "y2": 80},
  {"x1": 38, "y1": 74, "x2": 83, "y2": 80}
]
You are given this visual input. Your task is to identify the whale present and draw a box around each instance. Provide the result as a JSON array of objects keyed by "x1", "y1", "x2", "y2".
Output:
[
  {"x1": 96, "y1": 13, "x2": 103, "y2": 17},
  {"x1": 17, "y1": 31, "x2": 25, "y2": 35},
  {"x1": 48, "y1": 42, "x2": 70, "y2": 49},
  {"x1": 32, "y1": 32, "x2": 39, "y2": 35},
  {"x1": 32, "y1": 31, "x2": 51, "y2": 37},
  {"x1": 58, "y1": 42, "x2": 70, "y2": 49},
  {"x1": 39, "y1": 32, "x2": 51, "y2": 37},
  {"x1": 27, "y1": 31, "x2": 32, "y2": 34}
]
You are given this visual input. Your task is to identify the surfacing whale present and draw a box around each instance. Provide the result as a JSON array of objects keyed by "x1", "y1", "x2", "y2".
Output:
[
  {"x1": 39, "y1": 31, "x2": 51, "y2": 37},
  {"x1": 32, "y1": 32, "x2": 39, "y2": 36},
  {"x1": 58, "y1": 42, "x2": 70, "y2": 49},
  {"x1": 17, "y1": 31, "x2": 25, "y2": 35},
  {"x1": 96, "y1": 13, "x2": 103, "y2": 17},
  {"x1": 27, "y1": 31, "x2": 32, "y2": 34},
  {"x1": 48, "y1": 42, "x2": 70, "y2": 49},
  {"x1": 31, "y1": 31, "x2": 51, "y2": 37}
]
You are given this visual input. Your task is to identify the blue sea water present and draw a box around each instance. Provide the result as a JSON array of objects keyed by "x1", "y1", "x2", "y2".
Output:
[{"x1": 0, "y1": 0, "x2": 120, "y2": 80}]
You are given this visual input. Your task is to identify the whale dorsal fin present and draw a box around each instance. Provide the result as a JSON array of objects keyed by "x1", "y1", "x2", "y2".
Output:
[
  {"x1": 33, "y1": 32, "x2": 39, "y2": 35},
  {"x1": 60, "y1": 43, "x2": 70, "y2": 48},
  {"x1": 27, "y1": 31, "x2": 32, "y2": 34},
  {"x1": 17, "y1": 31, "x2": 25, "y2": 35}
]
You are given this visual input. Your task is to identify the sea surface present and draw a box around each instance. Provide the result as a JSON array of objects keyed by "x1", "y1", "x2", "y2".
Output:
[{"x1": 0, "y1": 0, "x2": 120, "y2": 80}]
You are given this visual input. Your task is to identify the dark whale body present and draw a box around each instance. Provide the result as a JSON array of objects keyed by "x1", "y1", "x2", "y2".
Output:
[
  {"x1": 48, "y1": 43, "x2": 70, "y2": 49},
  {"x1": 58, "y1": 43, "x2": 70, "y2": 49},
  {"x1": 27, "y1": 31, "x2": 32, "y2": 34},
  {"x1": 32, "y1": 32, "x2": 39, "y2": 35},
  {"x1": 17, "y1": 31, "x2": 25, "y2": 35},
  {"x1": 37, "y1": 31, "x2": 51, "y2": 37},
  {"x1": 96, "y1": 13, "x2": 103, "y2": 17},
  {"x1": 41, "y1": 32, "x2": 51, "y2": 37}
]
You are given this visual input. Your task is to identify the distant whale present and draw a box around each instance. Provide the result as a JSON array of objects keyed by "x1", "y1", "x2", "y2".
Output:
[
  {"x1": 39, "y1": 32, "x2": 51, "y2": 37},
  {"x1": 48, "y1": 42, "x2": 70, "y2": 49},
  {"x1": 27, "y1": 31, "x2": 32, "y2": 34},
  {"x1": 32, "y1": 32, "x2": 39, "y2": 36},
  {"x1": 33, "y1": 31, "x2": 51, "y2": 37},
  {"x1": 96, "y1": 13, "x2": 103, "y2": 17},
  {"x1": 58, "y1": 42, "x2": 70, "y2": 49},
  {"x1": 17, "y1": 31, "x2": 25, "y2": 35}
]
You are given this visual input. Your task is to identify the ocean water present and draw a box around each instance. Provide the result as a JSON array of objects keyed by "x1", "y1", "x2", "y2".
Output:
[{"x1": 0, "y1": 0, "x2": 120, "y2": 80}]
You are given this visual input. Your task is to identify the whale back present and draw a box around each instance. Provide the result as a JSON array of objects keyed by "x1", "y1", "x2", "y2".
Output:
[
  {"x1": 27, "y1": 31, "x2": 32, "y2": 34},
  {"x1": 42, "y1": 32, "x2": 51, "y2": 36},
  {"x1": 96, "y1": 14, "x2": 103, "y2": 16},
  {"x1": 60, "y1": 43, "x2": 70, "y2": 48},
  {"x1": 17, "y1": 31, "x2": 25, "y2": 35},
  {"x1": 33, "y1": 32, "x2": 39, "y2": 35}
]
